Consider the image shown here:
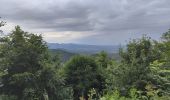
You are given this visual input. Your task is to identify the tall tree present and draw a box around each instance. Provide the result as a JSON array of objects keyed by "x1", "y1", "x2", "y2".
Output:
[
  {"x1": 152, "y1": 29, "x2": 170, "y2": 95},
  {"x1": 0, "y1": 26, "x2": 64, "y2": 100},
  {"x1": 116, "y1": 36, "x2": 161, "y2": 91},
  {"x1": 0, "y1": 17, "x2": 5, "y2": 27},
  {"x1": 0, "y1": 17, "x2": 5, "y2": 36},
  {"x1": 161, "y1": 29, "x2": 170, "y2": 66},
  {"x1": 65, "y1": 55, "x2": 104, "y2": 100},
  {"x1": 95, "y1": 51, "x2": 111, "y2": 68}
]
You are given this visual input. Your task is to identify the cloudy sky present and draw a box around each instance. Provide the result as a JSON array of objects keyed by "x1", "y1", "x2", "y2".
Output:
[{"x1": 0, "y1": 0, "x2": 170, "y2": 45}]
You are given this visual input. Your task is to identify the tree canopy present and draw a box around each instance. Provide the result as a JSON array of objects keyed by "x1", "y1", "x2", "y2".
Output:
[
  {"x1": 0, "y1": 26, "x2": 65, "y2": 100},
  {"x1": 65, "y1": 55, "x2": 105, "y2": 100},
  {"x1": 0, "y1": 25, "x2": 170, "y2": 100}
]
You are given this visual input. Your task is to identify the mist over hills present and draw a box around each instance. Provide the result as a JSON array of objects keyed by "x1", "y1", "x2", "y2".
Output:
[{"x1": 47, "y1": 43, "x2": 123, "y2": 54}]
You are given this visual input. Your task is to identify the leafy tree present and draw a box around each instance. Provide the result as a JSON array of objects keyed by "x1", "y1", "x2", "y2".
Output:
[
  {"x1": 0, "y1": 26, "x2": 65, "y2": 100},
  {"x1": 95, "y1": 51, "x2": 121, "y2": 93},
  {"x1": 149, "y1": 30, "x2": 170, "y2": 96},
  {"x1": 0, "y1": 17, "x2": 5, "y2": 27},
  {"x1": 100, "y1": 87, "x2": 170, "y2": 100},
  {"x1": 114, "y1": 36, "x2": 161, "y2": 93},
  {"x1": 95, "y1": 51, "x2": 111, "y2": 68},
  {"x1": 65, "y1": 55, "x2": 104, "y2": 100},
  {"x1": 0, "y1": 17, "x2": 5, "y2": 38},
  {"x1": 160, "y1": 29, "x2": 170, "y2": 66}
]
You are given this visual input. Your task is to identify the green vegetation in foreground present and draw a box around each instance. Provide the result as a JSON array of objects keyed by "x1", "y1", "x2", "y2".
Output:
[{"x1": 0, "y1": 23, "x2": 170, "y2": 99}]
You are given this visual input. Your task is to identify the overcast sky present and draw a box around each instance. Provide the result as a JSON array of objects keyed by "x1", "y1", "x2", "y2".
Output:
[{"x1": 0, "y1": 0, "x2": 170, "y2": 45}]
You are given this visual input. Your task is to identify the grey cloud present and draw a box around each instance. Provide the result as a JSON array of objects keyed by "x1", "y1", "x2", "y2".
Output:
[
  {"x1": 0, "y1": 0, "x2": 170, "y2": 44},
  {"x1": 1, "y1": 0, "x2": 94, "y2": 31}
]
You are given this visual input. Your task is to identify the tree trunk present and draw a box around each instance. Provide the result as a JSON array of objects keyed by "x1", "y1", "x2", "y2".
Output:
[{"x1": 43, "y1": 90, "x2": 49, "y2": 100}]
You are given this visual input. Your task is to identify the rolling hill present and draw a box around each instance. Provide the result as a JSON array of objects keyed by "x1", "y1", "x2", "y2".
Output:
[
  {"x1": 49, "y1": 49, "x2": 77, "y2": 62},
  {"x1": 47, "y1": 43, "x2": 123, "y2": 54}
]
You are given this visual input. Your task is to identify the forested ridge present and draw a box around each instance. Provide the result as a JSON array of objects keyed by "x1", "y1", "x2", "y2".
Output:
[{"x1": 0, "y1": 22, "x2": 170, "y2": 99}]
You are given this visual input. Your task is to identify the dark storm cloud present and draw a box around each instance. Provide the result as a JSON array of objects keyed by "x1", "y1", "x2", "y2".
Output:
[{"x1": 0, "y1": 0, "x2": 170, "y2": 44}]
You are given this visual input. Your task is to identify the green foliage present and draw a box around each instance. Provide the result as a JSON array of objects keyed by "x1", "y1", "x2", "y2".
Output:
[
  {"x1": 147, "y1": 30, "x2": 170, "y2": 96},
  {"x1": 0, "y1": 26, "x2": 68, "y2": 100},
  {"x1": 100, "y1": 87, "x2": 170, "y2": 100},
  {"x1": 0, "y1": 95, "x2": 17, "y2": 100},
  {"x1": 0, "y1": 17, "x2": 5, "y2": 42},
  {"x1": 114, "y1": 36, "x2": 161, "y2": 90},
  {"x1": 95, "y1": 51, "x2": 114, "y2": 91},
  {"x1": 1, "y1": 25, "x2": 170, "y2": 100},
  {"x1": 104, "y1": 59, "x2": 120, "y2": 92},
  {"x1": 95, "y1": 51, "x2": 111, "y2": 68},
  {"x1": 103, "y1": 34, "x2": 170, "y2": 99},
  {"x1": 65, "y1": 55, "x2": 104, "y2": 100},
  {"x1": 100, "y1": 89, "x2": 138, "y2": 100},
  {"x1": 0, "y1": 17, "x2": 6, "y2": 28}
]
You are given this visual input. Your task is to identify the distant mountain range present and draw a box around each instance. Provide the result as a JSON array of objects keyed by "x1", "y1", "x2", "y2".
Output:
[
  {"x1": 49, "y1": 49, "x2": 77, "y2": 62},
  {"x1": 47, "y1": 43, "x2": 124, "y2": 54}
]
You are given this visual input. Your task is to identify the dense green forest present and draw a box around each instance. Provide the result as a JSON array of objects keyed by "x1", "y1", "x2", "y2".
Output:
[{"x1": 0, "y1": 23, "x2": 170, "y2": 99}]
